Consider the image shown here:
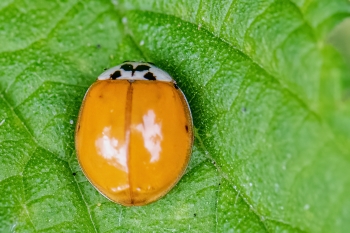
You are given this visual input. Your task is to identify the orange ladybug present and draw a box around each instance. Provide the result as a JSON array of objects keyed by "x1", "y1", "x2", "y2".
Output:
[{"x1": 75, "y1": 62, "x2": 193, "y2": 206}]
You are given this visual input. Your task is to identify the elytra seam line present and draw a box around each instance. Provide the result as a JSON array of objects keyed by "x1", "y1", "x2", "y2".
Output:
[{"x1": 125, "y1": 82, "x2": 134, "y2": 204}]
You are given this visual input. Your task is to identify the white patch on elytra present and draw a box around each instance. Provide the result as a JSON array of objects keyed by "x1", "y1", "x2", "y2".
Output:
[
  {"x1": 111, "y1": 184, "x2": 129, "y2": 192},
  {"x1": 95, "y1": 126, "x2": 129, "y2": 172},
  {"x1": 136, "y1": 110, "x2": 163, "y2": 163}
]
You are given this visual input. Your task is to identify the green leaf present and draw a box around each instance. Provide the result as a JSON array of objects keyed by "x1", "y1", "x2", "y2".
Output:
[{"x1": 1, "y1": 0, "x2": 350, "y2": 232}]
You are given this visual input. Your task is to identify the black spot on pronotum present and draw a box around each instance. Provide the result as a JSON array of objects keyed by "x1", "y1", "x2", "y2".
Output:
[
  {"x1": 174, "y1": 83, "x2": 179, "y2": 89},
  {"x1": 121, "y1": 63, "x2": 140, "y2": 75},
  {"x1": 135, "y1": 65, "x2": 150, "y2": 72},
  {"x1": 72, "y1": 172, "x2": 76, "y2": 176},
  {"x1": 185, "y1": 125, "x2": 188, "y2": 132},
  {"x1": 110, "y1": 70, "x2": 121, "y2": 80},
  {"x1": 120, "y1": 64, "x2": 134, "y2": 71},
  {"x1": 144, "y1": 72, "x2": 156, "y2": 80}
]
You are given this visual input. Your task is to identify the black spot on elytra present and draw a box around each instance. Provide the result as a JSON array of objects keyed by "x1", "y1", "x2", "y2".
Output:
[
  {"x1": 185, "y1": 125, "x2": 188, "y2": 132},
  {"x1": 110, "y1": 70, "x2": 121, "y2": 80},
  {"x1": 144, "y1": 72, "x2": 156, "y2": 80}
]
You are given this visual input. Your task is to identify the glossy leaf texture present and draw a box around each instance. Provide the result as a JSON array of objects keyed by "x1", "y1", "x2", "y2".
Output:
[{"x1": 0, "y1": 0, "x2": 350, "y2": 232}]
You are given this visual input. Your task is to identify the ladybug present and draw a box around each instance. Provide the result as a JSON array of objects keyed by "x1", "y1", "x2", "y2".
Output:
[{"x1": 75, "y1": 61, "x2": 193, "y2": 206}]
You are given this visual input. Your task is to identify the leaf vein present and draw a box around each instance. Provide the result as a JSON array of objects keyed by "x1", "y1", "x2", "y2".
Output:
[
  {"x1": 242, "y1": 0, "x2": 276, "y2": 45},
  {"x1": 0, "y1": 95, "x2": 37, "y2": 142},
  {"x1": 218, "y1": 0, "x2": 236, "y2": 36},
  {"x1": 69, "y1": 161, "x2": 99, "y2": 233},
  {"x1": 0, "y1": 0, "x2": 80, "y2": 54}
]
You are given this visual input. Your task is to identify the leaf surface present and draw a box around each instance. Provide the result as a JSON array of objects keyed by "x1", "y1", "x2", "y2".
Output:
[{"x1": 0, "y1": 0, "x2": 350, "y2": 232}]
